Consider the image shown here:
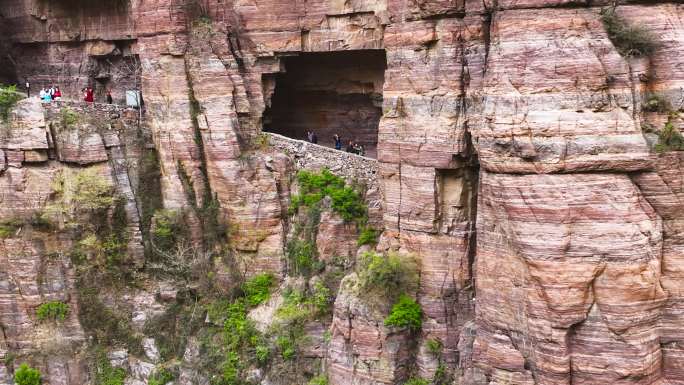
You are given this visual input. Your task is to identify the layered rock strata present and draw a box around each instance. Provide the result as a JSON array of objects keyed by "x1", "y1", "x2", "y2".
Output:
[{"x1": 0, "y1": 1, "x2": 682, "y2": 385}]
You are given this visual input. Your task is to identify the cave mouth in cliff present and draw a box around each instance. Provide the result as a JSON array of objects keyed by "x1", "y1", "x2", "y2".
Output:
[{"x1": 262, "y1": 50, "x2": 386, "y2": 158}]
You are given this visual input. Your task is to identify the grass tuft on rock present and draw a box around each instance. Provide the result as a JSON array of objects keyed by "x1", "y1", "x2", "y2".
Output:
[
  {"x1": 601, "y1": 8, "x2": 658, "y2": 57},
  {"x1": 0, "y1": 85, "x2": 23, "y2": 122},
  {"x1": 36, "y1": 301, "x2": 69, "y2": 321},
  {"x1": 14, "y1": 363, "x2": 41, "y2": 385},
  {"x1": 357, "y1": 252, "x2": 419, "y2": 300},
  {"x1": 655, "y1": 118, "x2": 684, "y2": 153},
  {"x1": 241, "y1": 273, "x2": 276, "y2": 307}
]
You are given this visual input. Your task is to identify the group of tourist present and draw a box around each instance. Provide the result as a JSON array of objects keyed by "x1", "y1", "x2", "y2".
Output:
[
  {"x1": 306, "y1": 131, "x2": 318, "y2": 144},
  {"x1": 38, "y1": 86, "x2": 62, "y2": 103},
  {"x1": 334, "y1": 134, "x2": 365, "y2": 156},
  {"x1": 306, "y1": 132, "x2": 367, "y2": 156},
  {"x1": 36, "y1": 84, "x2": 115, "y2": 105}
]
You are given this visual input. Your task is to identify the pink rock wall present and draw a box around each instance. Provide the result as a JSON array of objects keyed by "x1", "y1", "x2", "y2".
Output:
[{"x1": 0, "y1": 1, "x2": 683, "y2": 385}]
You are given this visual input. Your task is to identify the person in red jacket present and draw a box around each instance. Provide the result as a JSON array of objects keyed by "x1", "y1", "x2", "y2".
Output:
[
  {"x1": 83, "y1": 87, "x2": 94, "y2": 103},
  {"x1": 53, "y1": 86, "x2": 62, "y2": 101}
]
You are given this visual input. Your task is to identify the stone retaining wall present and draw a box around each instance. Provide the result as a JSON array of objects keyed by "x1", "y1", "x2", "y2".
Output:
[{"x1": 41, "y1": 100, "x2": 142, "y2": 124}]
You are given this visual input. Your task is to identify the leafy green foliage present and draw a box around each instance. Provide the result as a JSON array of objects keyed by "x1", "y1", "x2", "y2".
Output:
[
  {"x1": 431, "y1": 363, "x2": 451, "y2": 385},
  {"x1": 202, "y1": 295, "x2": 270, "y2": 384},
  {"x1": 36, "y1": 301, "x2": 69, "y2": 321},
  {"x1": 426, "y1": 338, "x2": 443, "y2": 357},
  {"x1": 0, "y1": 218, "x2": 23, "y2": 238},
  {"x1": 0, "y1": 85, "x2": 23, "y2": 122},
  {"x1": 655, "y1": 119, "x2": 684, "y2": 153},
  {"x1": 601, "y1": 8, "x2": 658, "y2": 57},
  {"x1": 384, "y1": 294, "x2": 422, "y2": 331},
  {"x1": 269, "y1": 283, "x2": 332, "y2": 362},
  {"x1": 275, "y1": 290, "x2": 315, "y2": 327},
  {"x1": 14, "y1": 363, "x2": 41, "y2": 385},
  {"x1": 357, "y1": 226, "x2": 379, "y2": 246},
  {"x1": 357, "y1": 252, "x2": 419, "y2": 300},
  {"x1": 403, "y1": 378, "x2": 429, "y2": 385},
  {"x1": 275, "y1": 284, "x2": 332, "y2": 326},
  {"x1": 276, "y1": 335, "x2": 296, "y2": 360},
  {"x1": 290, "y1": 169, "x2": 367, "y2": 223},
  {"x1": 307, "y1": 375, "x2": 329, "y2": 385},
  {"x1": 148, "y1": 368, "x2": 175, "y2": 385},
  {"x1": 310, "y1": 282, "x2": 332, "y2": 315},
  {"x1": 255, "y1": 344, "x2": 270, "y2": 365},
  {"x1": 60, "y1": 108, "x2": 80, "y2": 127},
  {"x1": 151, "y1": 209, "x2": 187, "y2": 252},
  {"x1": 43, "y1": 169, "x2": 116, "y2": 228},
  {"x1": 94, "y1": 349, "x2": 126, "y2": 385},
  {"x1": 242, "y1": 273, "x2": 275, "y2": 306},
  {"x1": 286, "y1": 239, "x2": 321, "y2": 277}
]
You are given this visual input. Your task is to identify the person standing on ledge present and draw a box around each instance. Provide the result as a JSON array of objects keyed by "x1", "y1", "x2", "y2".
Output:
[
  {"x1": 83, "y1": 87, "x2": 94, "y2": 103},
  {"x1": 106, "y1": 90, "x2": 113, "y2": 104},
  {"x1": 53, "y1": 86, "x2": 62, "y2": 101},
  {"x1": 334, "y1": 134, "x2": 342, "y2": 150},
  {"x1": 346, "y1": 140, "x2": 355, "y2": 153},
  {"x1": 311, "y1": 131, "x2": 318, "y2": 144},
  {"x1": 41, "y1": 88, "x2": 52, "y2": 103},
  {"x1": 307, "y1": 131, "x2": 313, "y2": 143}
]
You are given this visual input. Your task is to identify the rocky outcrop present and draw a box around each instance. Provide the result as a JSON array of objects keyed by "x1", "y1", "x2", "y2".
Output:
[{"x1": 0, "y1": 1, "x2": 683, "y2": 385}]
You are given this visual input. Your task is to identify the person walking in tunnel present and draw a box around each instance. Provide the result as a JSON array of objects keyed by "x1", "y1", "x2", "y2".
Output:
[
  {"x1": 53, "y1": 86, "x2": 62, "y2": 101},
  {"x1": 311, "y1": 131, "x2": 318, "y2": 144},
  {"x1": 106, "y1": 90, "x2": 113, "y2": 104},
  {"x1": 334, "y1": 134, "x2": 342, "y2": 150},
  {"x1": 307, "y1": 131, "x2": 313, "y2": 143}
]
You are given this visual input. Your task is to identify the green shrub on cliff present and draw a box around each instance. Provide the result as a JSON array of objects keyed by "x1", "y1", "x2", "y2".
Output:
[
  {"x1": 426, "y1": 338, "x2": 443, "y2": 356},
  {"x1": 0, "y1": 85, "x2": 23, "y2": 123},
  {"x1": 289, "y1": 169, "x2": 366, "y2": 223},
  {"x1": 93, "y1": 348, "x2": 126, "y2": 385},
  {"x1": 357, "y1": 226, "x2": 379, "y2": 246},
  {"x1": 384, "y1": 294, "x2": 422, "y2": 331},
  {"x1": 357, "y1": 252, "x2": 419, "y2": 300},
  {"x1": 0, "y1": 218, "x2": 23, "y2": 238},
  {"x1": 150, "y1": 209, "x2": 186, "y2": 252},
  {"x1": 286, "y1": 239, "x2": 320, "y2": 276},
  {"x1": 14, "y1": 363, "x2": 41, "y2": 385},
  {"x1": 60, "y1": 108, "x2": 79, "y2": 127},
  {"x1": 43, "y1": 169, "x2": 116, "y2": 228},
  {"x1": 148, "y1": 368, "x2": 175, "y2": 385},
  {"x1": 601, "y1": 8, "x2": 658, "y2": 57},
  {"x1": 242, "y1": 273, "x2": 275, "y2": 306},
  {"x1": 307, "y1": 375, "x2": 329, "y2": 385},
  {"x1": 36, "y1": 301, "x2": 69, "y2": 321},
  {"x1": 655, "y1": 119, "x2": 684, "y2": 153}
]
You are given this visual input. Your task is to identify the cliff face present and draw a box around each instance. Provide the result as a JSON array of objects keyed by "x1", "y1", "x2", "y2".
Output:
[{"x1": 0, "y1": 1, "x2": 683, "y2": 385}]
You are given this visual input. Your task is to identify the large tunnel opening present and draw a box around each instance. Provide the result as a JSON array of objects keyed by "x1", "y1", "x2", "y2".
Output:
[{"x1": 263, "y1": 50, "x2": 386, "y2": 158}]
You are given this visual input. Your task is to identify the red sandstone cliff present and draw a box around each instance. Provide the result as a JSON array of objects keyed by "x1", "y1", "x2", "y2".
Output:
[{"x1": 0, "y1": 1, "x2": 682, "y2": 384}]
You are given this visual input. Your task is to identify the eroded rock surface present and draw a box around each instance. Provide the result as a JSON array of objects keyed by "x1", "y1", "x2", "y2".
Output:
[{"x1": 0, "y1": 1, "x2": 683, "y2": 385}]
